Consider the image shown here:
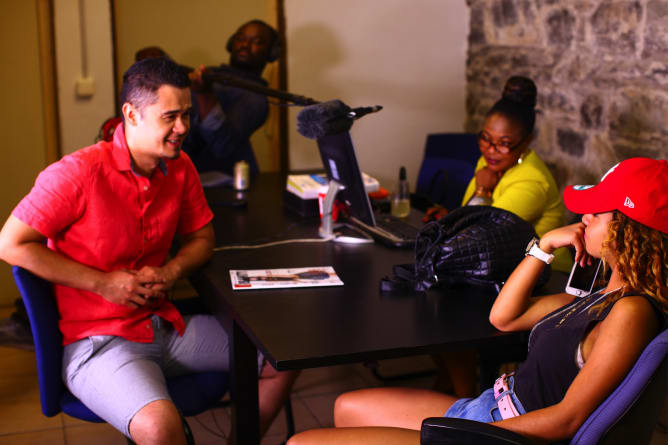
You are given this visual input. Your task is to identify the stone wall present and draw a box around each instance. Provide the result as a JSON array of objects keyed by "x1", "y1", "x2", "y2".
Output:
[{"x1": 465, "y1": 0, "x2": 668, "y2": 190}]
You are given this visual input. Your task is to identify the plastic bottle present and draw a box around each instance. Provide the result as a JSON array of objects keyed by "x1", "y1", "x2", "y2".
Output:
[{"x1": 391, "y1": 166, "x2": 410, "y2": 218}]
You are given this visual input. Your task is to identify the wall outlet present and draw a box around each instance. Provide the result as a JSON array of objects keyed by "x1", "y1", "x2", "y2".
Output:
[{"x1": 76, "y1": 77, "x2": 95, "y2": 97}]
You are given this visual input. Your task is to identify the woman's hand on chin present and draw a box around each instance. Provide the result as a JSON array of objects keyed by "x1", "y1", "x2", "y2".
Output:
[
  {"x1": 541, "y1": 223, "x2": 592, "y2": 266},
  {"x1": 474, "y1": 166, "x2": 502, "y2": 192}
]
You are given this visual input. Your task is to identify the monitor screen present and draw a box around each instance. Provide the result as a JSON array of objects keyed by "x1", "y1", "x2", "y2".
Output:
[{"x1": 316, "y1": 132, "x2": 376, "y2": 227}]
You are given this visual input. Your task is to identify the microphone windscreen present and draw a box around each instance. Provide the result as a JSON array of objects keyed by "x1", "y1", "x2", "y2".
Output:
[{"x1": 297, "y1": 100, "x2": 353, "y2": 139}]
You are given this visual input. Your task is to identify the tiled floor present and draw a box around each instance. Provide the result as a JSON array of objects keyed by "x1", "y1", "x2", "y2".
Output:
[{"x1": 1, "y1": 304, "x2": 666, "y2": 444}]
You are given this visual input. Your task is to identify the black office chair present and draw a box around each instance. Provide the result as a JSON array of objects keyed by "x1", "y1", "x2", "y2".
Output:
[
  {"x1": 12, "y1": 266, "x2": 230, "y2": 444},
  {"x1": 412, "y1": 133, "x2": 480, "y2": 212}
]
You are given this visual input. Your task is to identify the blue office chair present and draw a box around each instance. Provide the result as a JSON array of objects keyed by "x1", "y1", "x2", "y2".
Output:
[
  {"x1": 12, "y1": 265, "x2": 229, "y2": 444},
  {"x1": 413, "y1": 133, "x2": 480, "y2": 212},
  {"x1": 420, "y1": 328, "x2": 668, "y2": 445}
]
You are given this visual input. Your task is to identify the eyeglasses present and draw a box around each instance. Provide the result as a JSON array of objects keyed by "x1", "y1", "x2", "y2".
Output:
[{"x1": 477, "y1": 131, "x2": 529, "y2": 155}]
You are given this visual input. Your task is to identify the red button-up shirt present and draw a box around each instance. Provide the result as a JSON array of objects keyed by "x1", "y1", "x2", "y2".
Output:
[{"x1": 13, "y1": 125, "x2": 214, "y2": 345}]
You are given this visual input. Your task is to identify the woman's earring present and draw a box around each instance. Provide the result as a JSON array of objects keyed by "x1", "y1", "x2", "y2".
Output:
[{"x1": 517, "y1": 150, "x2": 528, "y2": 164}]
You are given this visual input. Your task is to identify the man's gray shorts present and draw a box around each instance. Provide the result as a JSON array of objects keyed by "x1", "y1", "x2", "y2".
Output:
[{"x1": 62, "y1": 314, "x2": 261, "y2": 437}]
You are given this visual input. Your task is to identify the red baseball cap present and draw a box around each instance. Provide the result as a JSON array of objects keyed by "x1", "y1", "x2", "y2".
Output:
[{"x1": 563, "y1": 157, "x2": 668, "y2": 234}]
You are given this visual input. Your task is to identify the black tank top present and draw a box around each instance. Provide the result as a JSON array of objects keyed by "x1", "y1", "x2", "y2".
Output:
[{"x1": 513, "y1": 289, "x2": 664, "y2": 413}]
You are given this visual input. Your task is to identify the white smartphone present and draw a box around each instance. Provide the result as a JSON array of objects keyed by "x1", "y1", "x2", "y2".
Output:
[{"x1": 565, "y1": 259, "x2": 602, "y2": 297}]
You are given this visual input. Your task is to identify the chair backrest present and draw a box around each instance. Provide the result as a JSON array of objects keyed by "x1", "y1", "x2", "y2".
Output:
[
  {"x1": 12, "y1": 266, "x2": 65, "y2": 417},
  {"x1": 571, "y1": 328, "x2": 668, "y2": 445},
  {"x1": 415, "y1": 133, "x2": 479, "y2": 211}
]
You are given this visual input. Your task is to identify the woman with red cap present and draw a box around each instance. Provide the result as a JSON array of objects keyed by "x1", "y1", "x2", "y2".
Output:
[{"x1": 287, "y1": 157, "x2": 667, "y2": 445}]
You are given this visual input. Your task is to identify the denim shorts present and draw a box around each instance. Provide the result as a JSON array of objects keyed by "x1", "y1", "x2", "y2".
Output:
[{"x1": 444, "y1": 375, "x2": 527, "y2": 422}]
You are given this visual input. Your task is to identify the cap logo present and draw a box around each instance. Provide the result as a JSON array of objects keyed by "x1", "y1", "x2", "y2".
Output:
[{"x1": 624, "y1": 197, "x2": 635, "y2": 209}]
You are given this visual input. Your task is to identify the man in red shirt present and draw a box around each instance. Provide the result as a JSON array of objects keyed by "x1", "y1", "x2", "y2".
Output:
[{"x1": 0, "y1": 58, "x2": 294, "y2": 445}]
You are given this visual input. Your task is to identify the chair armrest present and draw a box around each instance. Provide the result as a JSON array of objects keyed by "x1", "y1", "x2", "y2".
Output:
[{"x1": 420, "y1": 417, "x2": 532, "y2": 445}]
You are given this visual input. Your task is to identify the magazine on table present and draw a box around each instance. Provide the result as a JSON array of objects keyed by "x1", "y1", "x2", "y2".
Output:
[{"x1": 230, "y1": 266, "x2": 344, "y2": 290}]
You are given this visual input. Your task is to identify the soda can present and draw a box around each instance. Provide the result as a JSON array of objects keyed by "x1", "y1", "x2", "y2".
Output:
[{"x1": 233, "y1": 161, "x2": 249, "y2": 190}]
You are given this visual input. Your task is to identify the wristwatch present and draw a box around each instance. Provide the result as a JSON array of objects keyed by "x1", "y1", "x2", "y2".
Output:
[{"x1": 525, "y1": 237, "x2": 554, "y2": 264}]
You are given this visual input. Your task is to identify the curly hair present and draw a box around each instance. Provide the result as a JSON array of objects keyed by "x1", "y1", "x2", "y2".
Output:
[{"x1": 595, "y1": 211, "x2": 668, "y2": 314}]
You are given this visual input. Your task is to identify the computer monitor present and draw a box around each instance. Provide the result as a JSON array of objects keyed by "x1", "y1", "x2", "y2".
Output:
[{"x1": 316, "y1": 132, "x2": 376, "y2": 234}]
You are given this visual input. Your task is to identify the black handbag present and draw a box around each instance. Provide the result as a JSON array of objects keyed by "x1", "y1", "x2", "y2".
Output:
[{"x1": 381, "y1": 206, "x2": 549, "y2": 293}]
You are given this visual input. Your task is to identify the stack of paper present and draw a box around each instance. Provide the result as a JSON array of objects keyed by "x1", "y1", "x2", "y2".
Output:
[
  {"x1": 286, "y1": 174, "x2": 329, "y2": 200},
  {"x1": 286, "y1": 173, "x2": 380, "y2": 200}
]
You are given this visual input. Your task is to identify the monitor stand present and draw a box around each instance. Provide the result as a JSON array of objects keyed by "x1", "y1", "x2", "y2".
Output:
[{"x1": 319, "y1": 179, "x2": 373, "y2": 244}]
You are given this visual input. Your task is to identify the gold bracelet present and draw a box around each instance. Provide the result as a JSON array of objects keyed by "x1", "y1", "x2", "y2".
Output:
[{"x1": 475, "y1": 186, "x2": 492, "y2": 198}]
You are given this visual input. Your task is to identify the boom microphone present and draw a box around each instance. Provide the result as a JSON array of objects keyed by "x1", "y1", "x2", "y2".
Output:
[
  {"x1": 202, "y1": 69, "x2": 319, "y2": 106},
  {"x1": 297, "y1": 100, "x2": 383, "y2": 140},
  {"x1": 297, "y1": 100, "x2": 351, "y2": 140},
  {"x1": 347, "y1": 105, "x2": 383, "y2": 119}
]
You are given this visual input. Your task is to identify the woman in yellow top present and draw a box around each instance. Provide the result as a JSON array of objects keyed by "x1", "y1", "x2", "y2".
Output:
[
  {"x1": 461, "y1": 76, "x2": 571, "y2": 272},
  {"x1": 428, "y1": 77, "x2": 572, "y2": 398}
]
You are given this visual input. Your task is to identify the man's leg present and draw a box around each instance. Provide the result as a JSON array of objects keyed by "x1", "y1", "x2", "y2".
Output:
[
  {"x1": 129, "y1": 399, "x2": 186, "y2": 445},
  {"x1": 258, "y1": 364, "x2": 300, "y2": 437},
  {"x1": 431, "y1": 350, "x2": 478, "y2": 398},
  {"x1": 63, "y1": 331, "x2": 186, "y2": 444},
  {"x1": 163, "y1": 315, "x2": 299, "y2": 440}
]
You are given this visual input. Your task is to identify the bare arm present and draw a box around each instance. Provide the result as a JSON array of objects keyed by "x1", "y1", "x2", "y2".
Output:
[
  {"x1": 189, "y1": 66, "x2": 218, "y2": 120},
  {"x1": 489, "y1": 223, "x2": 589, "y2": 332},
  {"x1": 492, "y1": 296, "x2": 660, "y2": 442},
  {"x1": 0, "y1": 215, "x2": 161, "y2": 307},
  {"x1": 474, "y1": 166, "x2": 502, "y2": 195}
]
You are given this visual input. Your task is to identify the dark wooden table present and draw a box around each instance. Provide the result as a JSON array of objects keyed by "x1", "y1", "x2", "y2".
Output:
[{"x1": 191, "y1": 173, "x2": 527, "y2": 445}]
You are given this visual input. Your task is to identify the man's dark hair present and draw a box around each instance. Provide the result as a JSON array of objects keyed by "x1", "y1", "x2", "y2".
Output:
[
  {"x1": 242, "y1": 19, "x2": 279, "y2": 48},
  {"x1": 134, "y1": 46, "x2": 168, "y2": 62},
  {"x1": 120, "y1": 57, "x2": 190, "y2": 119},
  {"x1": 228, "y1": 19, "x2": 280, "y2": 63}
]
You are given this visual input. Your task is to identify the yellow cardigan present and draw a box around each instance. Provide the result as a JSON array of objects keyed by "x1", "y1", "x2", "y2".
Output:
[{"x1": 461, "y1": 150, "x2": 572, "y2": 272}]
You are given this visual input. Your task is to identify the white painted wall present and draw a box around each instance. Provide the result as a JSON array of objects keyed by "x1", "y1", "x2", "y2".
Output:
[
  {"x1": 285, "y1": 0, "x2": 469, "y2": 190},
  {"x1": 54, "y1": 0, "x2": 116, "y2": 154}
]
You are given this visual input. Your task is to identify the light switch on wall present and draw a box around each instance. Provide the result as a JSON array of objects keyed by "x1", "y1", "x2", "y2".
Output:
[{"x1": 76, "y1": 77, "x2": 95, "y2": 97}]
